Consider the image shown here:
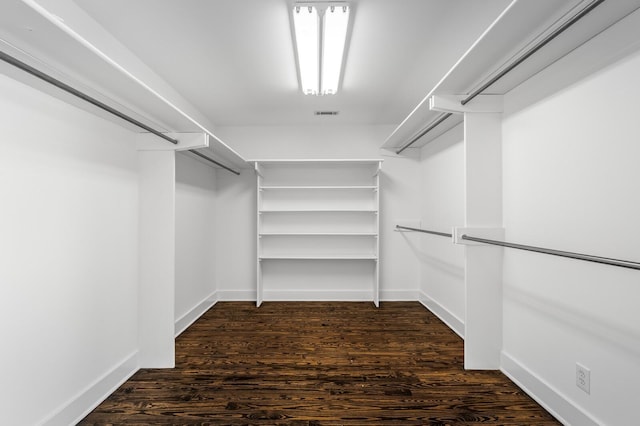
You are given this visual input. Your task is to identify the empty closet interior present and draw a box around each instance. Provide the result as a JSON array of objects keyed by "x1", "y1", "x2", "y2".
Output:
[{"x1": 1, "y1": 1, "x2": 639, "y2": 425}]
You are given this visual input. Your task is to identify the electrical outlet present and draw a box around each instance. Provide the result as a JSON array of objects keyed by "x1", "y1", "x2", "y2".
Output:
[{"x1": 576, "y1": 363, "x2": 590, "y2": 394}]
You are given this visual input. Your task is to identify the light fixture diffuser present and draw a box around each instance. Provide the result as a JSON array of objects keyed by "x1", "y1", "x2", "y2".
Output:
[
  {"x1": 292, "y1": 3, "x2": 350, "y2": 96},
  {"x1": 292, "y1": 6, "x2": 320, "y2": 95},
  {"x1": 321, "y1": 5, "x2": 349, "y2": 95}
]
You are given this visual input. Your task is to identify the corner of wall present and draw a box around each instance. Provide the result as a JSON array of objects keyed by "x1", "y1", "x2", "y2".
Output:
[
  {"x1": 174, "y1": 290, "x2": 219, "y2": 337},
  {"x1": 42, "y1": 352, "x2": 139, "y2": 426},
  {"x1": 418, "y1": 291, "x2": 465, "y2": 339},
  {"x1": 500, "y1": 352, "x2": 602, "y2": 426}
]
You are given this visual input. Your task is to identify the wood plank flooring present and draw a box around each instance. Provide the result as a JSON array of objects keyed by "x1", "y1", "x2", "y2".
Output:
[{"x1": 79, "y1": 302, "x2": 560, "y2": 425}]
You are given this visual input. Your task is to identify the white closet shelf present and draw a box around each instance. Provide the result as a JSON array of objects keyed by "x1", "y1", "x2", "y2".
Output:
[
  {"x1": 259, "y1": 255, "x2": 378, "y2": 260},
  {"x1": 259, "y1": 185, "x2": 377, "y2": 190},
  {"x1": 255, "y1": 159, "x2": 381, "y2": 307},
  {"x1": 259, "y1": 209, "x2": 378, "y2": 213},
  {"x1": 259, "y1": 232, "x2": 377, "y2": 236},
  {"x1": 3, "y1": 1, "x2": 247, "y2": 170},
  {"x1": 249, "y1": 159, "x2": 383, "y2": 164},
  {"x1": 382, "y1": 0, "x2": 640, "y2": 151}
]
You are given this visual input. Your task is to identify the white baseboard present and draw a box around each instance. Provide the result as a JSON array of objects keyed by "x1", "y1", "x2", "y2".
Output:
[
  {"x1": 262, "y1": 290, "x2": 374, "y2": 302},
  {"x1": 216, "y1": 290, "x2": 419, "y2": 304},
  {"x1": 175, "y1": 290, "x2": 219, "y2": 337},
  {"x1": 42, "y1": 351, "x2": 138, "y2": 426},
  {"x1": 380, "y1": 290, "x2": 418, "y2": 301},
  {"x1": 216, "y1": 289, "x2": 256, "y2": 301},
  {"x1": 501, "y1": 352, "x2": 602, "y2": 426},
  {"x1": 418, "y1": 291, "x2": 465, "y2": 339}
]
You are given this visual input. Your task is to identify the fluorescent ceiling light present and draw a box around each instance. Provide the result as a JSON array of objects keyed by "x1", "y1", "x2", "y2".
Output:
[
  {"x1": 292, "y1": 3, "x2": 350, "y2": 96},
  {"x1": 293, "y1": 6, "x2": 319, "y2": 95},
  {"x1": 321, "y1": 5, "x2": 349, "y2": 95}
]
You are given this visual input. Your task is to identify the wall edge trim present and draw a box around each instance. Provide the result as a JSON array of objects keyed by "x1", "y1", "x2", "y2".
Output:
[
  {"x1": 217, "y1": 290, "x2": 419, "y2": 304},
  {"x1": 174, "y1": 289, "x2": 219, "y2": 337},
  {"x1": 380, "y1": 290, "x2": 419, "y2": 301},
  {"x1": 217, "y1": 290, "x2": 256, "y2": 301},
  {"x1": 500, "y1": 351, "x2": 602, "y2": 426},
  {"x1": 42, "y1": 351, "x2": 139, "y2": 426},
  {"x1": 418, "y1": 290, "x2": 465, "y2": 339},
  {"x1": 261, "y1": 290, "x2": 376, "y2": 302}
]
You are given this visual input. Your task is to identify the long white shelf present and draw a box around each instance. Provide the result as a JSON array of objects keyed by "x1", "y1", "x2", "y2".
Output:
[
  {"x1": 2, "y1": 1, "x2": 247, "y2": 170},
  {"x1": 259, "y1": 209, "x2": 378, "y2": 213},
  {"x1": 259, "y1": 232, "x2": 377, "y2": 236},
  {"x1": 259, "y1": 254, "x2": 378, "y2": 260},
  {"x1": 382, "y1": 0, "x2": 640, "y2": 151},
  {"x1": 260, "y1": 185, "x2": 377, "y2": 190},
  {"x1": 249, "y1": 158, "x2": 383, "y2": 164}
]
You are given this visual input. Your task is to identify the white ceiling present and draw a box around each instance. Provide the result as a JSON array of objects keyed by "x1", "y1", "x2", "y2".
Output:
[{"x1": 75, "y1": 0, "x2": 512, "y2": 127}]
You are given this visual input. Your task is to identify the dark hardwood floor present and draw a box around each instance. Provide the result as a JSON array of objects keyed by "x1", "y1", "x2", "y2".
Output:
[{"x1": 79, "y1": 302, "x2": 559, "y2": 425}]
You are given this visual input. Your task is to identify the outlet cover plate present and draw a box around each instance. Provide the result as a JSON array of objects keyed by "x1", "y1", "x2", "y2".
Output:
[{"x1": 576, "y1": 363, "x2": 591, "y2": 394}]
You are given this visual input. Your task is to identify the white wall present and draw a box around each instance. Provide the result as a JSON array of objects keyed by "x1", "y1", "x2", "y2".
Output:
[
  {"x1": 0, "y1": 74, "x2": 139, "y2": 425},
  {"x1": 417, "y1": 124, "x2": 465, "y2": 336},
  {"x1": 215, "y1": 125, "x2": 422, "y2": 301},
  {"x1": 174, "y1": 153, "x2": 218, "y2": 333},
  {"x1": 408, "y1": 11, "x2": 640, "y2": 423},
  {"x1": 212, "y1": 165, "x2": 256, "y2": 300},
  {"x1": 501, "y1": 38, "x2": 640, "y2": 426}
]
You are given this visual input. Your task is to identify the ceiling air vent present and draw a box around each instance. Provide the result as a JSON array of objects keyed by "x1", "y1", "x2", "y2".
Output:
[{"x1": 314, "y1": 111, "x2": 339, "y2": 116}]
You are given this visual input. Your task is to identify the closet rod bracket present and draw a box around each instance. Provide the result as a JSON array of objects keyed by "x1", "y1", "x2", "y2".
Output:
[
  {"x1": 430, "y1": 94, "x2": 503, "y2": 114},
  {"x1": 453, "y1": 227, "x2": 505, "y2": 246}
]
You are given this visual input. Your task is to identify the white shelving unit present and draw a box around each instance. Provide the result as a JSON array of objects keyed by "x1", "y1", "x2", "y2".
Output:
[{"x1": 253, "y1": 160, "x2": 382, "y2": 307}]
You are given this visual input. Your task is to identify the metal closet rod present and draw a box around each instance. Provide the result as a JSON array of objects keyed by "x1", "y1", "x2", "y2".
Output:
[
  {"x1": 461, "y1": 235, "x2": 640, "y2": 271},
  {"x1": 188, "y1": 150, "x2": 240, "y2": 175},
  {"x1": 0, "y1": 50, "x2": 178, "y2": 145},
  {"x1": 461, "y1": 0, "x2": 605, "y2": 105},
  {"x1": 395, "y1": 225, "x2": 452, "y2": 238},
  {"x1": 396, "y1": 112, "x2": 453, "y2": 154},
  {"x1": 395, "y1": 0, "x2": 605, "y2": 152},
  {"x1": 1, "y1": 50, "x2": 241, "y2": 175},
  {"x1": 395, "y1": 224, "x2": 640, "y2": 271}
]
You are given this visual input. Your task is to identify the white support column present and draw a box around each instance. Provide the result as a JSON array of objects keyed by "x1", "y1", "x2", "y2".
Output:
[
  {"x1": 432, "y1": 94, "x2": 504, "y2": 370},
  {"x1": 136, "y1": 132, "x2": 210, "y2": 367},
  {"x1": 463, "y1": 108, "x2": 503, "y2": 370},
  {"x1": 138, "y1": 149, "x2": 175, "y2": 367},
  {"x1": 255, "y1": 162, "x2": 263, "y2": 307}
]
